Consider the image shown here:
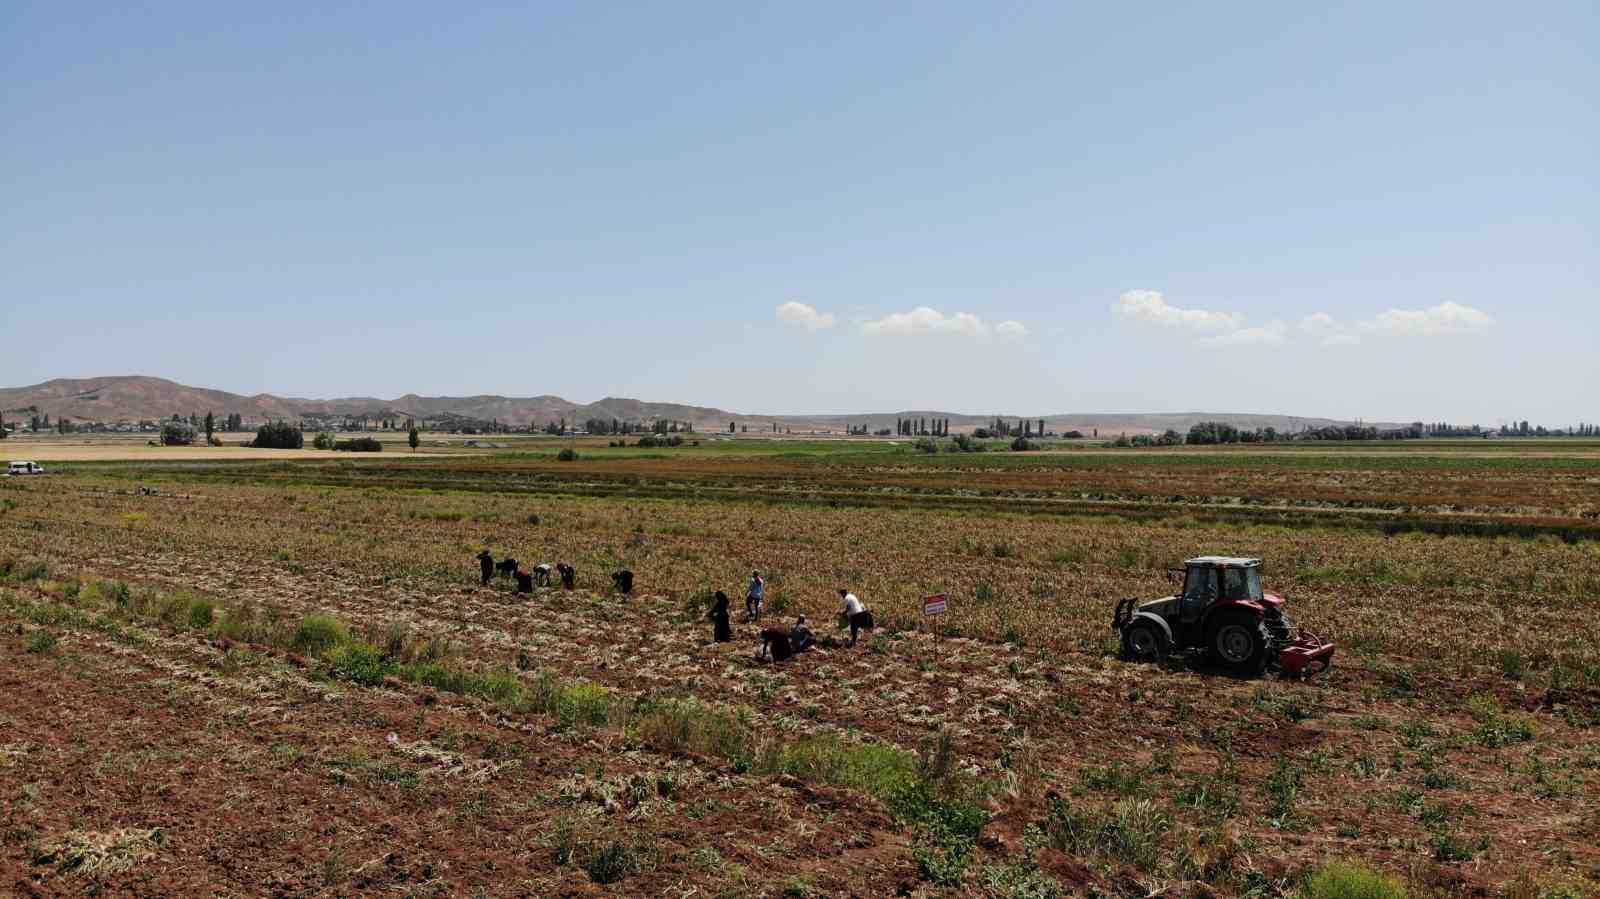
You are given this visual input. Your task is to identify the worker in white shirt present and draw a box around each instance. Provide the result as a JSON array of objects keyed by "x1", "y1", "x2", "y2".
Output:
[{"x1": 838, "y1": 588, "x2": 874, "y2": 646}]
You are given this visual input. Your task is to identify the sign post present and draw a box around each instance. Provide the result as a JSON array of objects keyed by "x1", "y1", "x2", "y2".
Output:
[{"x1": 922, "y1": 593, "x2": 947, "y2": 640}]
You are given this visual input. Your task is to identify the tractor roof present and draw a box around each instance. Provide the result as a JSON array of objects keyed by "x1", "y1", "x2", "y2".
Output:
[{"x1": 1185, "y1": 556, "x2": 1261, "y2": 568}]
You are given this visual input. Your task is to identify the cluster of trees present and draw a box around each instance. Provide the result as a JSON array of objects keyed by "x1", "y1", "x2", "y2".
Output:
[
  {"x1": 1184, "y1": 422, "x2": 1279, "y2": 445},
  {"x1": 897, "y1": 417, "x2": 950, "y2": 437},
  {"x1": 1496, "y1": 421, "x2": 1598, "y2": 437},
  {"x1": 1108, "y1": 429, "x2": 1186, "y2": 447},
  {"x1": 586, "y1": 418, "x2": 694, "y2": 435},
  {"x1": 632, "y1": 434, "x2": 689, "y2": 448},
  {"x1": 973, "y1": 418, "x2": 1048, "y2": 439},
  {"x1": 159, "y1": 419, "x2": 195, "y2": 446},
  {"x1": 585, "y1": 418, "x2": 641, "y2": 436},
  {"x1": 250, "y1": 420, "x2": 304, "y2": 449},
  {"x1": 915, "y1": 434, "x2": 990, "y2": 454}
]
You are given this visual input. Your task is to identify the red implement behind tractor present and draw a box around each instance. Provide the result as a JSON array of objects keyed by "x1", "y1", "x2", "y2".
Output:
[{"x1": 1112, "y1": 556, "x2": 1334, "y2": 677}]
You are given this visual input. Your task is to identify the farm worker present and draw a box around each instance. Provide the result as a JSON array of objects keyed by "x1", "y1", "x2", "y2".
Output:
[
  {"x1": 612, "y1": 569, "x2": 634, "y2": 595},
  {"x1": 514, "y1": 568, "x2": 534, "y2": 593},
  {"x1": 709, "y1": 591, "x2": 732, "y2": 642},
  {"x1": 789, "y1": 616, "x2": 816, "y2": 653},
  {"x1": 759, "y1": 626, "x2": 793, "y2": 662},
  {"x1": 533, "y1": 563, "x2": 552, "y2": 587},
  {"x1": 477, "y1": 550, "x2": 494, "y2": 586},
  {"x1": 745, "y1": 570, "x2": 765, "y2": 620},
  {"x1": 839, "y1": 589, "x2": 874, "y2": 646},
  {"x1": 557, "y1": 562, "x2": 576, "y2": 591}
]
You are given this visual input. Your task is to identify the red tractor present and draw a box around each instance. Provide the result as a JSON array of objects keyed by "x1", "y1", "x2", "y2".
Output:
[{"x1": 1112, "y1": 556, "x2": 1334, "y2": 676}]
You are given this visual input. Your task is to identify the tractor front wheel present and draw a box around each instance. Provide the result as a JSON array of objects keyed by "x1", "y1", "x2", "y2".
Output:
[
  {"x1": 1208, "y1": 615, "x2": 1269, "y2": 674},
  {"x1": 1121, "y1": 621, "x2": 1167, "y2": 662}
]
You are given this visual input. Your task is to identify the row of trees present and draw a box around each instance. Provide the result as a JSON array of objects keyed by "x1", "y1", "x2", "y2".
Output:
[
  {"x1": 581, "y1": 418, "x2": 695, "y2": 435},
  {"x1": 972, "y1": 418, "x2": 1049, "y2": 439},
  {"x1": 896, "y1": 417, "x2": 951, "y2": 437}
]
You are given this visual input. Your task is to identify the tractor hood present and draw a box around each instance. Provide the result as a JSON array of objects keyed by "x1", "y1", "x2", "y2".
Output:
[
  {"x1": 1262, "y1": 593, "x2": 1285, "y2": 607},
  {"x1": 1139, "y1": 596, "x2": 1180, "y2": 617}
]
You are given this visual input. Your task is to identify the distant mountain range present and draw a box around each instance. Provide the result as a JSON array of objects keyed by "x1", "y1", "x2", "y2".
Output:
[{"x1": 0, "y1": 376, "x2": 1405, "y2": 435}]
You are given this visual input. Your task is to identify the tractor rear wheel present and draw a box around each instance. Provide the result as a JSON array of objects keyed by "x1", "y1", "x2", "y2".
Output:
[
  {"x1": 1121, "y1": 621, "x2": 1167, "y2": 662},
  {"x1": 1208, "y1": 614, "x2": 1269, "y2": 674}
]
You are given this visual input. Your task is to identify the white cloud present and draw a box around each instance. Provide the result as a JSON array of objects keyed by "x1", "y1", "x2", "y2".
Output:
[
  {"x1": 1299, "y1": 312, "x2": 1360, "y2": 346},
  {"x1": 1113, "y1": 290, "x2": 1239, "y2": 333},
  {"x1": 1299, "y1": 312, "x2": 1337, "y2": 333},
  {"x1": 1198, "y1": 321, "x2": 1287, "y2": 347},
  {"x1": 860, "y1": 307, "x2": 1000, "y2": 338},
  {"x1": 775, "y1": 301, "x2": 836, "y2": 331},
  {"x1": 995, "y1": 320, "x2": 1028, "y2": 340},
  {"x1": 1363, "y1": 301, "x2": 1492, "y2": 337}
]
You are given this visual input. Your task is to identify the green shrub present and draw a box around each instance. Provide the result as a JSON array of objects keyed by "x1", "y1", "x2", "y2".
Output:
[
  {"x1": 156, "y1": 592, "x2": 201, "y2": 626},
  {"x1": 767, "y1": 732, "x2": 919, "y2": 800},
  {"x1": 557, "y1": 448, "x2": 578, "y2": 462},
  {"x1": 333, "y1": 437, "x2": 382, "y2": 452},
  {"x1": 1041, "y1": 797, "x2": 1169, "y2": 871},
  {"x1": 312, "y1": 431, "x2": 336, "y2": 450},
  {"x1": 978, "y1": 863, "x2": 1064, "y2": 899},
  {"x1": 186, "y1": 598, "x2": 214, "y2": 630},
  {"x1": 160, "y1": 420, "x2": 195, "y2": 446},
  {"x1": 26, "y1": 630, "x2": 57, "y2": 654},
  {"x1": 546, "y1": 815, "x2": 581, "y2": 865},
  {"x1": 1303, "y1": 860, "x2": 1408, "y2": 899},
  {"x1": 558, "y1": 681, "x2": 613, "y2": 728},
  {"x1": 949, "y1": 434, "x2": 986, "y2": 453},
  {"x1": 2, "y1": 558, "x2": 49, "y2": 582},
  {"x1": 1101, "y1": 799, "x2": 1169, "y2": 870},
  {"x1": 293, "y1": 614, "x2": 349, "y2": 654},
  {"x1": 585, "y1": 840, "x2": 636, "y2": 884},
  {"x1": 781, "y1": 875, "x2": 817, "y2": 898},
  {"x1": 324, "y1": 642, "x2": 389, "y2": 686},
  {"x1": 634, "y1": 696, "x2": 753, "y2": 760}
]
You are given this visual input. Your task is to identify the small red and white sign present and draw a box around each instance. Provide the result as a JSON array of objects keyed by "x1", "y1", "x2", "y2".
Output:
[{"x1": 923, "y1": 594, "x2": 947, "y2": 615}]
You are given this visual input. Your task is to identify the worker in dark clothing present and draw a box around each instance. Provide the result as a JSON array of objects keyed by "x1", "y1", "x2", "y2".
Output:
[
  {"x1": 514, "y1": 567, "x2": 534, "y2": 593},
  {"x1": 759, "y1": 626, "x2": 793, "y2": 662},
  {"x1": 709, "y1": 591, "x2": 732, "y2": 642},
  {"x1": 612, "y1": 569, "x2": 634, "y2": 595},
  {"x1": 477, "y1": 550, "x2": 494, "y2": 586},
  {"x1": 557, "y1": 562, "x2": 576, "y2": 591}
]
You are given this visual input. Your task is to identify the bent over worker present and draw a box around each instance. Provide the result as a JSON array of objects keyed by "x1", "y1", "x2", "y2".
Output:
[{"x1": 839, "y1": 588, "x2": 873, "y2": 646}]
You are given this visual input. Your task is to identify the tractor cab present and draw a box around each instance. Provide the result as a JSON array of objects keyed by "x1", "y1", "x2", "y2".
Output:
[
  {"x1": 1113, "y1": 556, "x2": 1334, "y2": 676},
  {"x1": 1177, "y1": 556, "x2": 1278, "y2": 616}
]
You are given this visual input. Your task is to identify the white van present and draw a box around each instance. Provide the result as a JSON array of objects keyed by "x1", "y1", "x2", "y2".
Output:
[{"x1": 7, "y1": 461, "x2": 44, "y2": 476}]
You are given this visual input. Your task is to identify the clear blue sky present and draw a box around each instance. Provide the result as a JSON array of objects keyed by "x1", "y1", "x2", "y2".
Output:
[{"x1": 4, "y1": 2, "x2": 1595, "y2": 423}]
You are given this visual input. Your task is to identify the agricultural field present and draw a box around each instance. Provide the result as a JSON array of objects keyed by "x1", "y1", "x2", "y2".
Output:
[{"x1": 1, "y1": 440, "x2": 1597, "y2": 898}]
